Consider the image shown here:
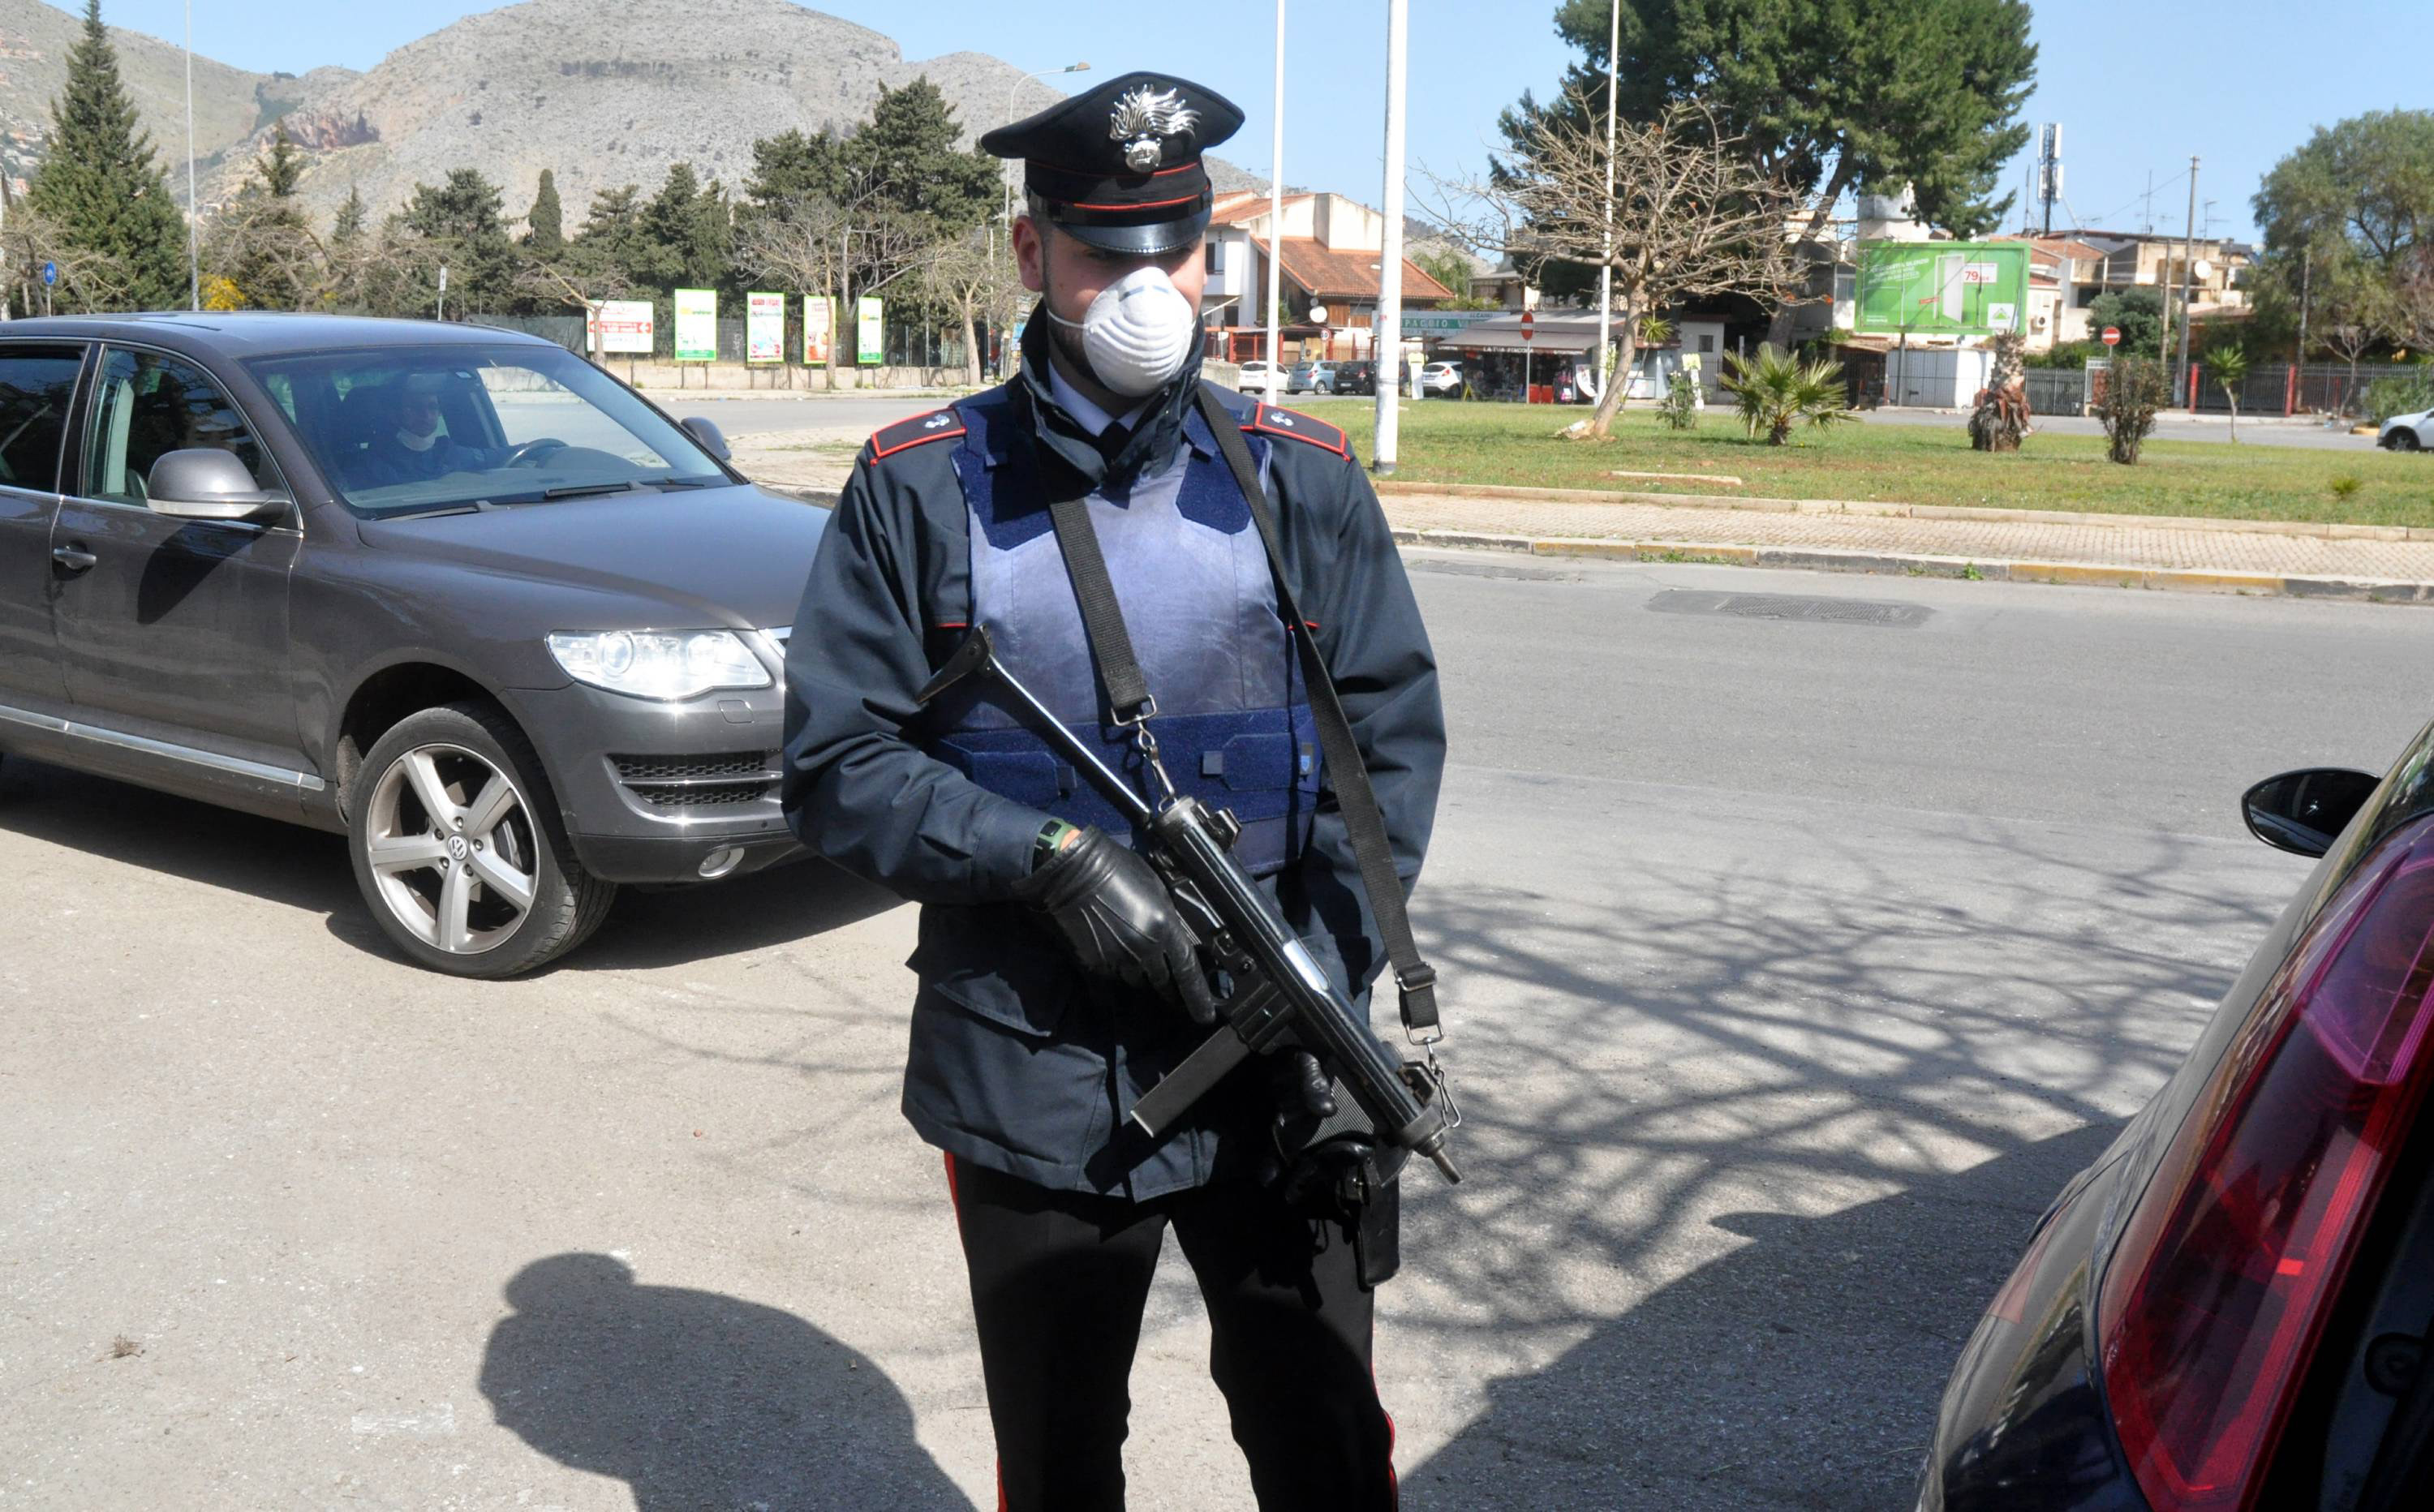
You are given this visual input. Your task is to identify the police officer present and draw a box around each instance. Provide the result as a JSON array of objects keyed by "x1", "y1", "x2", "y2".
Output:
[{"x1": 781, "y1": 71, "x2": 1443, "y2": 1512}]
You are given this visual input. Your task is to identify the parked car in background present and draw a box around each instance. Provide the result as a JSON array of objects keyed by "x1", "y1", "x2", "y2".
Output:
[
  {"x1": 2379, "y1": 405, "x2": 2432, "y2": 451},
  {"x1": 0, "y1": 314, "x2": 819, "y2": 978},
  {"x1": 1234, "y1": 359, "x2": 1284, "y2": 397},
  {"x1": 1286, "y1": 360, "x2": 1342, "y2": 395},
  {"x1": 1419, "y1": 361, "x2": 1464, "y2": 397},
  {"x1": 1335, "y1": 360, "x2": 1376, "y2": 396},
  {"x1": 1921, "y1": 734, "x2": 2434, "y2": 1510}
]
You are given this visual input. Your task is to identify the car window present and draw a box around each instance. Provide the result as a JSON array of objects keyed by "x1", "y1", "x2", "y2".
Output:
[
  {"x1": 247, "y1": 343, "x2": 725, "y2": 517},
  {"x1": 81, "y1": 347, "x2": 277, "y2": 507},
  {"x1": 0, "y1": 343, "x2": 84, "y2": 493}
]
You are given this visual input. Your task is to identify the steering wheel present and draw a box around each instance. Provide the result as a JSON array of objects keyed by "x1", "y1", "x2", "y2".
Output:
[{"x1": 502, "y1": 438, "x2": 569, "y2": 468}]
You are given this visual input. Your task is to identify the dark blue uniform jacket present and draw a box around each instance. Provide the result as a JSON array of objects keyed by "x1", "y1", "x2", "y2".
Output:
[{"x1": 781, "y1": 341, "x2": 1443, "y2": 1199}]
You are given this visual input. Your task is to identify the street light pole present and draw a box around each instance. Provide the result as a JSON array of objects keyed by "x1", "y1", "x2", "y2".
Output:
[
  {"x1": 1371, "y1": 0, "x2": 1408, "y2": 474},
  {"x1": 185, "y1": 0, "x2": 198, "y2": 311},
  {"x1": 2174, "y1": 156, "x2": 2197, "y2": 406},
  {"x1": 1002, "y1": 63, "x2": 1091, "y2": 228},
  {"x1": 1266, "y1": 0, "x2": 1284, "y2": 384},
  {"x1": 1595, "y1": 0, "x2": 1618, "y2": 393}
]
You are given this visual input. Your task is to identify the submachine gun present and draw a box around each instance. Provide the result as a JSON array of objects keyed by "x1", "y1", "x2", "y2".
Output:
[{"x1": 918, "y1": 624, "x2": 1462, "y2": 1186}]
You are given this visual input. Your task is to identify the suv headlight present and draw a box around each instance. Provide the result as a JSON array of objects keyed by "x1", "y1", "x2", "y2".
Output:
[{"x1": 546, "y1": 629, "x2": 771, "y2": 701}]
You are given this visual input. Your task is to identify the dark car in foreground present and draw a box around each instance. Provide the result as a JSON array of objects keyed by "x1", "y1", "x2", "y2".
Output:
[
  {"x1": 1923, "y1": 733, "x2": 2434, "y2": 1510},
  {"x1": 0, "y1": 314, "x2": 821, "y2": 977}
]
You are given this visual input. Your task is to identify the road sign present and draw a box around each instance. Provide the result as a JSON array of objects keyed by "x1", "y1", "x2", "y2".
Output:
[
  {"x1": 2101, "y1": 326, "x2": 2121, "y2": 347},
  {"x1": 40, "y1": 261, "x2": 55, "y2": 286},
  {"x1": 1520, "y1": 310, "x2": 1536, "y2": 343}
]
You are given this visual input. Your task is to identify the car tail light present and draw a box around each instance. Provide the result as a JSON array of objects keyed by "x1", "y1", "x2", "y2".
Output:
[{"x1": 2098, "y1": 814, "x2": 2434, "y2": 1511}]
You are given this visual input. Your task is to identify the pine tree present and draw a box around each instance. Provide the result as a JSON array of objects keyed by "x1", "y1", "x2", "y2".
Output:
[
  {"x1": 257, "y1": 120, "x2": 303, "y2": 198},
  {"x1": 332, "y1": 184, "x2": 367, "y2": 247},
  {"x1": 524, "y1": 169, "x2": 564, "y2": 255},
  {"x1": 28, "y1": 0, "x2": 188, "y2": 309}
]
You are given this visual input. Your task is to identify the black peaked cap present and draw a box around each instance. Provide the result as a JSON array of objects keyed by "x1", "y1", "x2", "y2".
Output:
[{"x1": 980, "y1": 71, "x2": 1245, "y2": 256}]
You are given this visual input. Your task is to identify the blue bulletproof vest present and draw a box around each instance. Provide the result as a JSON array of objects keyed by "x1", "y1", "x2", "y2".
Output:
[{"x1": 924, "y1": 390, "x2": 1319, "y2": 875}]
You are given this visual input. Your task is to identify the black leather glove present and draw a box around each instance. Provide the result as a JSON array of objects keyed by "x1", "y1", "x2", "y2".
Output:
[{"x1": 1012, "y1": 827, "x2": 1218, "y2": 1025}]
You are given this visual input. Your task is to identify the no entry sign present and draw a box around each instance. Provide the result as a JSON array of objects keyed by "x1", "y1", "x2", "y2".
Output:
[{"x1": 2101, "y1": 326, "x2": 2121, "y2": 347}]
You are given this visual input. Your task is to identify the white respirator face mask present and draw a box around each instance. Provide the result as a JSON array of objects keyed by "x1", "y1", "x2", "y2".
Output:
[{"x1": 1046, "y1": 264, "x2": 1198, "y2": 399}]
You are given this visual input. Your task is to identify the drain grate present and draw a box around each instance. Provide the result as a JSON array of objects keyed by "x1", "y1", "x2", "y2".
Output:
[{"x1": 1648, "y1": 588, "x2": 1931, "y2": 627}]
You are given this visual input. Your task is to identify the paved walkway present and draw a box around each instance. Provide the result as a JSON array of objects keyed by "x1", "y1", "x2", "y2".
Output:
[
  {"x1": 725, "y1": 427, "x2": 2434, "y2": 600},
  {"x1": 1377, "y1": 488, "x2": 2434, "y2": 582}
]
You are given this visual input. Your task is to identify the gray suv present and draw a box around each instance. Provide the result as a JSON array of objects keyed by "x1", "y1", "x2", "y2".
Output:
[{"x1": 0, "y1": 314, "x2": 823, "y2": 976}]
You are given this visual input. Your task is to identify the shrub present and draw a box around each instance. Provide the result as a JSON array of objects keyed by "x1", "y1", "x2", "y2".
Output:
[
  {"x1": 2331, "y1": 475, "x2": 2363, "y2": 500},
  {"x1": 1658, "y1": 370, "x2": 1700, "y2": 429},
  {"x1": 2097, "y1": 357, "x2": 2169, "y2": 464},
  {"x1": 2363, "y1": 370, "x2": 2434, "y2": 423},
  {"x1": 1721, "y1": 343, "x2": 1851, "y2": 445}
]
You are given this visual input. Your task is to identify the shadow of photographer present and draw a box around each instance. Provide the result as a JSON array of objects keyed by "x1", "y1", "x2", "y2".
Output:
[{"x1": 479, "y1": 1252, "x2": 971, "y2": 1510}]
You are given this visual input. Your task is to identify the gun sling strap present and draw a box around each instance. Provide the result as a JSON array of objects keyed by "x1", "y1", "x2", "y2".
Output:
[{"x1": 1036, "y1": 384, "x2": 1441, "y2": 1039}]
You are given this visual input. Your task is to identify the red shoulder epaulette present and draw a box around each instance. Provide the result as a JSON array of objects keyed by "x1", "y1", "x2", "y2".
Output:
[
  {"x1": 867, "y1": 408, "x2": 965, "y2": 461},
  {"x1": 1243, "y1": 402, "x2": 1347, "y2": 457}
]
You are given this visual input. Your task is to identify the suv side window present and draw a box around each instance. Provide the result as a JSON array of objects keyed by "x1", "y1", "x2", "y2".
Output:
[
  {"x1": 0, "y1": 343, "x2": 87, "y2": 494},
  {"x1": 80, "y1": 346, "x2": 277, "y2": 507}
]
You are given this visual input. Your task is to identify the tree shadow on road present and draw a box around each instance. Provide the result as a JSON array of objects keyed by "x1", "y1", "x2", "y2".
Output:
[
  {"x1": 479, "y1": 1252, "x2": 972, "y2": 1511},
  {"x1": 1387, "y1": 796, "x2": 2291, "y2": 1510}
]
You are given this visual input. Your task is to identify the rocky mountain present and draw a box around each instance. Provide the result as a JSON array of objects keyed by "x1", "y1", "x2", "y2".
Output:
[
  {"x1": 0, "y1": 0, "x2": 1261, "y2": 233},
  {"x1": 0, "y1": 0, "x2": 340, "y2": 199}
]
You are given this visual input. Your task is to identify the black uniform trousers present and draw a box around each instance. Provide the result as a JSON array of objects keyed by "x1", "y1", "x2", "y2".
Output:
[{"x1": 944, "y1": 1154, "x2": 1398, "y2": 1511}]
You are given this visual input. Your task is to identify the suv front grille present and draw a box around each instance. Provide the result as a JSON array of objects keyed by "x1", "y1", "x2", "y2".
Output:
[{"x1": 612, "y1": 751, "x2": 781, "y2": 809}]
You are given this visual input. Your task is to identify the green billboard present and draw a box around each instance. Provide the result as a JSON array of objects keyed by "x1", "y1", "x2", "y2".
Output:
[{"x1": 1854, "y1": 241, "x2": 2030, "y2": 337}]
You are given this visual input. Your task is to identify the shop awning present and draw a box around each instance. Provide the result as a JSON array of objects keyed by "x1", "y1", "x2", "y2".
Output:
[{"x1": 1430, "y1": 315, "x2": 1606, "y2": 354}]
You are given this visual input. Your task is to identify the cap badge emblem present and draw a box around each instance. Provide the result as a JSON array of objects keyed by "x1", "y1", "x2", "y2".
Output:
[{"x1": 1107, "y1": 84, "x2": 1198, "y2": 174}]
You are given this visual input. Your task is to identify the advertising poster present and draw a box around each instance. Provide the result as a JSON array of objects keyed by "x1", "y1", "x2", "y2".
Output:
[
  {"x1": 587, "y1": 299, "x2": 654, "y2": 354},
  {"x1": 746, "y1": 292, "x2": 785, "y2": 363},
  {"x1": 802, "y1": 295, "x2": 833, "y2": 366},
  {"x1": 856, "y1": 295, "x2": 884, "y2": 365},
  {"x1": 673, "y1": 288, "x2": 718, "y2": 362},
  {"x1": 1853, "y1": 242, "x2": 2030, "y2": 336}
]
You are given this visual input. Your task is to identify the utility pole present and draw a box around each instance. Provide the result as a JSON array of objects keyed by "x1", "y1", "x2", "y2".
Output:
[
  {"x1": 185, "y1": 0, "x2": 198, "y2": 310},
  {"x1": 2174, "y1": 156, "x2": 2197, "y2": 406},
  {"x1": 1265, "y1": 0, "x2": 1284, "y2": 382},
  {"x1": 1371, "y1": 0, "x2": 1408, "y2": 474},
  {"x1": 1594, "y1": 0, "x2": 1619, "y2": 393},
  {"x1": 2298, "y1": 243, "x2": 2312, "y2": 367}
]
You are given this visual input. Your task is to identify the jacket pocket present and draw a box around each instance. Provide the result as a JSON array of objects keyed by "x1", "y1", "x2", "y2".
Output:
[{"x1": 908, "y1": 903, "x2": 1073, "y2": 1038}]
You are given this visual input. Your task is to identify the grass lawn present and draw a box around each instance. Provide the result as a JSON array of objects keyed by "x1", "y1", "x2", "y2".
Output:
[{"x1": 1288, "y1": 398, "x2": 2434, "y2": 528}]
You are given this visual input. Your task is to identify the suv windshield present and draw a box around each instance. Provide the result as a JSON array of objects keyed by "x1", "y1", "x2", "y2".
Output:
[{"x1": 246, "y1": 343, "x2": 728, "y2": 517}]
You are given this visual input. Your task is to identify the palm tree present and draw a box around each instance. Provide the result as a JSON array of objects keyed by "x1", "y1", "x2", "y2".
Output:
[
  {"x1": 2208, "y1": 342, "x2": 2251, "y2": 442},
  {"x1": 1722, "y1": 343, "x2": 1851, "y2": 445}
]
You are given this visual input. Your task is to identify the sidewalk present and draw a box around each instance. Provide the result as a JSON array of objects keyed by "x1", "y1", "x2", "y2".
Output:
[
  {"x1": 1377, "y1": 483, "x2": 2434, "y2": 603},
  {"x1": 724, "y1": 430, "x2": 2434, "y2": 604}
]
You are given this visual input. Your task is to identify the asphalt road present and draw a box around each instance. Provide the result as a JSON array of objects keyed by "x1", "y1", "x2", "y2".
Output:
[{"x1": 5, "y1": 557, "x2": 2431, "y2": 1509}]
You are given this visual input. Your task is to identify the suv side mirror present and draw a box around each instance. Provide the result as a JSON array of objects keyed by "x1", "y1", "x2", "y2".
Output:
[
  {"x1": 145, "y1": 449, "x2": 290, "y2": 523},
  {"x1": 2242, "y1": 767, "x2": 2382, "y2": 858},
  {"x1": 680, "y1": 415, "x2": 731, "y2": 462}
]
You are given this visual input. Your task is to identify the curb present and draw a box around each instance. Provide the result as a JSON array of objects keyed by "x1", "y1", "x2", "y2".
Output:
[
  {"x1": 1390, "y1": 528, "x2": 2434, "y2": 606},
  {"x1": 1371, "y1": 479, "x2": 2434, "y2": 543}
]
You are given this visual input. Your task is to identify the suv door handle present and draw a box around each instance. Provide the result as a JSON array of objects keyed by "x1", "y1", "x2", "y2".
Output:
[{"x1": 51, "y1": 546, "x2": 97, "y2": 573}]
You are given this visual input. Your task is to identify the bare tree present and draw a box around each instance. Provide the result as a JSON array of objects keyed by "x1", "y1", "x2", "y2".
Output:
[
  {"x1": 199, "y1": 191, "x2": 327, "y2": 310},
  {"x1": 734, "y1": 190, "x2": 926, "y2": 388},
  {"x1": 910, "y1": 226, "x2": 1021, "y2": 386},
  {"x1": 1424, "y1": 97, "x2": 1801, "y2": 439},
  {"x1": 0, "y1": 200, "x2": 140, "y2": 315}
]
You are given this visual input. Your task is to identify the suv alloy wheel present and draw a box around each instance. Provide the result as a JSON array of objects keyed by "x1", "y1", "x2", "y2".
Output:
[{"x1": 348, "y1": 702, "x2": 616, "y2": 977}]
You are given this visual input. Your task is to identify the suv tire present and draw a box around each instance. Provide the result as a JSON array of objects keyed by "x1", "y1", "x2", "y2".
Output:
[{"x1": 348, "y1": 702, "x2": 617, "y2": 977}]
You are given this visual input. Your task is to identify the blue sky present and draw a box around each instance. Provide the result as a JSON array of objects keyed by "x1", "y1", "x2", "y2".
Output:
[{"x1": 64, "y1": 1, "x2": 2426, "y2": 243}]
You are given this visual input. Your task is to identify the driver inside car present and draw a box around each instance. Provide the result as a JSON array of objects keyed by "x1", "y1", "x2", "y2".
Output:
[{"x1": 362, "y1": 373, "x2": 510, "y2": 486}]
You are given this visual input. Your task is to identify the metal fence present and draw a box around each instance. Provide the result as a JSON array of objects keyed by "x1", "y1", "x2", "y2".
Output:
[
  {"x1": 2184, "y1": 362, "x2": 2423, "y2": 417},
  {"x1": 2021, "y1": 367, "x2": 2088, "y2": 416}
]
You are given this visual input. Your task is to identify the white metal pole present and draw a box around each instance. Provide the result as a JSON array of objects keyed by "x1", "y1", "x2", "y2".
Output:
[
  {"x1": 1595, "y1": 0, "x2": 1618, "y2": 390},
  {"x1": 1372, "y1": 0, "x2": 1408, "y2": 473},
  {"x1": 185, "y1": 0, "x2": 198, "y2": 310},
  {"x1": 1265, "y1": 0, "x2": 1284, "y2": 390}
]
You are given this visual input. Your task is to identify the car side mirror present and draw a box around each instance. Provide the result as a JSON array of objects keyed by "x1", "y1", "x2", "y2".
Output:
[
  {"x1": 144, "y1": 449, "x2": 290, "y2": 523},
  {"x1": 2242, "y1": 767, "x2": 2381, "y2": 858},
  {"x1": 680, "y1": 416, "x2": 731, "y2": 462}
]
